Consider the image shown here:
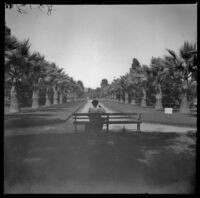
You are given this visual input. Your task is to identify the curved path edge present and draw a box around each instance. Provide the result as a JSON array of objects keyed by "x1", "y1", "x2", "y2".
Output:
[{"x1": 65, "y1": 100, "x2": 87, "y2": 121}]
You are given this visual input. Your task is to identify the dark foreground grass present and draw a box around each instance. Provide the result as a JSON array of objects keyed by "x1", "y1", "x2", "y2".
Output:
[
  {"x1": 4, "y1": 131, "x2": 196, "y2": 193},
  {"x1": 4, "y1": 100, "x2": 196, "y2": 193},
  {"x1": 101, "y1": 101, "x2": 197, "y2": 127}
]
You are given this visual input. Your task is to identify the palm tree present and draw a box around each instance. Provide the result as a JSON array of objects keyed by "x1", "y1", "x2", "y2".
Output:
[
  {"x1": 66, "y1": 77, "x2": 77, "y2": 102},
  {"x1": 42, "y1": 62, "x2": 58, "y2": 106},
  {"x1": 109, "y1": 81, "x2": 118, "y2": 102},
  {"x1": 5, "y1": 38, "x2": 31, "y2": 113},
  {"x1": 139, "y1": 65, "x2": 151, "y2": 107},
  {"x1": 128, "y1": 58, "x2": 144, "y2": 105},
  {"x1": 119, "y1": 75, "x2": 131, "y2": 104},
  {"x1": 111, "y1": 78, "x2": 122, "y2": 102},
  {"x1": 76, "y1": 80, "x2": 85, "y2": 99},
  {"x1": 165, "y1": 41, "x2": 197, "y2": 113},
  {"x1": 43, "y1": 78, "x2": 52, "y2": 106},
  {"x1": 128, "y1": 71, "x2": 141, "y2": 104},
  {"x1": 57, "y1": 74, "x2": 70, "y2": 104},
  {"x1": 150, "y1": 57, "x2": 168, "y2": 110},
  {"x1": 28, "y1": 52, "x2": 46, "y2": 108},
  {"x1": 44, "y1": 63, "x2": 63, "y2": 105},
  {"x1": 101, "y1": 78, "x2": 109, "y2": 98}
]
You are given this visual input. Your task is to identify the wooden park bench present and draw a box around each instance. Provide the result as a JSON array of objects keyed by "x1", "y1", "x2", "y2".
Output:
[{"x1": 72, "y1": 113, "x2": 142, "y2": 132}]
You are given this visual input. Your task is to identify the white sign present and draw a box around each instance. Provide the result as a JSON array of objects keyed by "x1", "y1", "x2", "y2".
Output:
[{"x1": 165, "y1": 108, "x2": 173, "y2": 114}]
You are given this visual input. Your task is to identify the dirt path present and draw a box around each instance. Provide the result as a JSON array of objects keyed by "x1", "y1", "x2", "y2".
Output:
[{"x1": 78, "y1": 99, "x2": 116, "y2": 113}]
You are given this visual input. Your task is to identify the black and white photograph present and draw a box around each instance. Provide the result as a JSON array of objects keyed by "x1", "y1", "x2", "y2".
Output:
[{"x1": 4, "y1": 3, "x2": 197, "y2": 194}]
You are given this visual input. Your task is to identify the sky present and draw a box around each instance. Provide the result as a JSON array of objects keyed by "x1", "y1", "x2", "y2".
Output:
[{"x1": 5, "y1": 4, "x2": 197, "y2": 89}]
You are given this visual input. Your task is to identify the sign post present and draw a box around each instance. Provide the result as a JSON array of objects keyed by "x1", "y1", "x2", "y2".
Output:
[{"x1": 165, "y1": 108, "x2": 173, "y2": 117}]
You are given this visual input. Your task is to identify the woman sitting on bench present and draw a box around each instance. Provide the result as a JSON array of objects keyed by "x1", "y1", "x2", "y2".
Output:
[{"x1": 86, "y1": 99, "x2": 106, "y2": 131}]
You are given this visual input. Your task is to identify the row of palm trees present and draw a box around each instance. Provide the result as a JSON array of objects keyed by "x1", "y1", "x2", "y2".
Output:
[
  {"x1": 5, "y1": 25, "x2": 84, "y2": 113},
  {"x1": 96, "y1": 42, "x2": 197, "y2": 114}
]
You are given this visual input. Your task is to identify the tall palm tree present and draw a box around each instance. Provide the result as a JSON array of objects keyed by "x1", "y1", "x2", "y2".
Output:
[
  {"x1": 44, "y1": 63, "x2": 63, "y2": 105},
  {"x1": 119, "y1": 74, "x2": 131, "y2": 104},
  {"x1": 128, "y1": 68, "x2": 143, "y2": 104},
  {"x1": 76, "y1": 80, "x2": 85, "y2": 99},
  {"x1": 165, "y1": 41, "x2": 197, "y2": 113},
  {"x1": 109, "y1": 81, "x2": 118, "y2": 102},
  {"x1": 139, "y1": 65, "x2": 151, "y2": 107},
  {"x1": 66, "y1": 77, "x2": 77, "y2": 102},
  {"x1": 57, "y1": 74, "x2": 70, "y2": 104},
  {"x1": 42, "y1": 62, "x2": 58, "y2": 106},
  {"x1": 150, "y1": 57, "x2": 168, "y2": 110},
  {"x1": 28, "y1": 52, "x2": 46, "y2": 108},
  {"x1": 111, "y1": 78, "x2": 122, "y2": 102},
  {"x1": 100, "y1": 78, "x2": 109, "y2": 98},
  {"x1": 5, "y1": 38, "x2": 31, "y2": 113},
  {"x1": 127, "y1": 58, "x2": 145, "y2": 104}
]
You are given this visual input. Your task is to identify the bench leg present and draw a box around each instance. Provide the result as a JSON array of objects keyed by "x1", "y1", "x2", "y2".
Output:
[
  {"x1": 75, "y1": 123, "x2": 77, "y2": 132},
  {"x1": 137, "y1": 123, "x2": 140, "y2": 132}
]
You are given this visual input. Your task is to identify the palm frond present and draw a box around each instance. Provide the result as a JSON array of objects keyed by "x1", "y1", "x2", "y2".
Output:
[
  {"x1": 179, "y1": 41, "x2": 197, "y2": 60},
  {"x1": 166, "y1": 49, "x2": 178, "y2": 60}
]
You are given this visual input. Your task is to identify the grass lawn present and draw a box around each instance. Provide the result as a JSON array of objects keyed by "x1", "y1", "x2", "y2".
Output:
[
  {"x1": 4, "y1": 99, "x2": 196, "y2": 193},
  {"x1": 101, "y1": 100, "x2": 197, "y2": 127},
  {"x1": 4, "y1": 131, "x2": 196, "y2": 193},
  {"x1": 4, "y1": 100, "x2": 86, "y2": 136}
]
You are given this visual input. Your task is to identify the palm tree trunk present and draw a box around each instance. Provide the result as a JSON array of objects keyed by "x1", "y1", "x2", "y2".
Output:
[
  {"x1": 32, "y1": 88, "x2": 40, "y2": 109},
  {"x1": 125, "y1": 92, "x2": 129, "y2": 104},
  {"x1": 131, "y1": 91, "x2": 136, "y2": 105},
  {"x1": 141, "y1": 88, "x2": 147, "y2": 107},
  {"x1": 9, "y1": 84, "x2": 20, "y2": 113},
  {"x1": 74, "y1": 93, "x2": 77, "y2": 101},
  {"x1": 111, "y1": 93, "x2": 113, "y2": 101},
  {"x1": 179, "y1": 80, "x2": 190, "y2": 113},
  {"x1": 60, "y1": 92, "x2": 63, "y2": 104},
  {"x1": 155, "y1": 86, "x2": 163, "y2": 110},
  {"x1": 66, "y1": 93, "x2": 69, "y2": 102},
  {"x1": 45, "y1": 88, "x2": 51, "y2": 106},
  {"x1": 117, "y1": 92, "x2": 120, "y2": 102},
  {"x1": 109, "y1": 94, "x2": 112, "y2": 101},
  {"x1": 71, "y1": 92, "x2": 75, "y2": 102},
  {"x1": 114, "y1": 93, "x2": 117, "y2": 102},
  {"x1": 119, "y1": 91, "x2": 123, "y2": 103},
  {"x1": 45, "y1": 94, "x2": 51, "y2": 106},
  {"x1": 131, "y1": 99, "x2": 136, "y2": 105},
  {"x1": 179, "y1": 93, "x2": 190, "y2": 114},
  {"x1": 53, "y1": 86, "x2": 58, "y2": 105},
  {"x1": 69, "y1": 93, "x2": 72, "y2": 102}
]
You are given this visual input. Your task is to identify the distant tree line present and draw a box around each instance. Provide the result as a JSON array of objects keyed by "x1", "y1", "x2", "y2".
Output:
[{"x1": 90, "y1": 42, "x2": 197, "y2": 114}]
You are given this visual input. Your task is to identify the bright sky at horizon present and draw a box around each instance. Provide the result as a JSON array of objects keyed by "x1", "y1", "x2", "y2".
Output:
[{"x1": 5, "y1": 4, "x2": 197, "y2": 89}]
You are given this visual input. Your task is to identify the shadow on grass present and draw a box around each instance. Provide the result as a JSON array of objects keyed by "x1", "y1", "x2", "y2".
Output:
[
  {"x1": 4, "y1": 131, "x2": 196, "y2": 192},
  {"x1": 4, "y1": 116, "x2": 66, "y2": 129},
  {"x1": 4, "y1": 113, "x2": 53, "y2": 119},
  {"x1": 35, "y1": 108, "x2": 74, "y2": 113},
  {"x1": 187, "y1": 113, "x2": 197, "y2": 117}
]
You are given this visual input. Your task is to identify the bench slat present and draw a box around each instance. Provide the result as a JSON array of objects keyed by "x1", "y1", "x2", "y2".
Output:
[
  {"x1": 74, "y1": 116, "x2": 138, "y2": 120},
  {"x1": 73, "y1": 121, "x2": 141, "y2": 124},
  {"x1": 73, "y1": 113, "x2": 140, "y2": 116}
]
